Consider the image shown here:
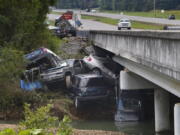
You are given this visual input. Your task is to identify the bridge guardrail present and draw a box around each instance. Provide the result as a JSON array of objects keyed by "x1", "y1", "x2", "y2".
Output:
[{"x1": 76, "y1": 30, "x2": 90, "y2": 39}]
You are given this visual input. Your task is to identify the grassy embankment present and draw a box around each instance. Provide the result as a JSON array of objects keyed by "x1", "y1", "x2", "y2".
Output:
[
  {"x1": 101, "y1": 10, "x2": 180, "y2": 20},
  {"x1": 82, "y1": 15, "x2": 164, "y2": 30}
]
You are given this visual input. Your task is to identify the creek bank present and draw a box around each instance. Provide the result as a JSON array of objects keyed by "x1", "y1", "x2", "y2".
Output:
[{"x1": 0, "y1": 124, "x2": 125, "y2": 135}]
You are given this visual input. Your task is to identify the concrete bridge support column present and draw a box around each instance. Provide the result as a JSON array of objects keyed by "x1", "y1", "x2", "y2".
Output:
[
  {"x1": 154, "y1": 88, "x2": 170, "y2": 133},
  {"x1": 174, "y1": 103, "x2": 180, "y2": 135}
]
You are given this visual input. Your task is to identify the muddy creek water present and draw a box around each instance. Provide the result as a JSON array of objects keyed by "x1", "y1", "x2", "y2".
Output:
[{"x1": 71, "y1": 120, "x2": 171, "y2": 135}]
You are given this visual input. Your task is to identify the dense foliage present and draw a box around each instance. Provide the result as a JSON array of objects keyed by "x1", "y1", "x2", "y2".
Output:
[
  {"x1": 56, "y1": 0, "x2": 180, "y2": 11},
  {"x1": 0, "y1": 104, "x2": 72, "y2": 135},
  {"x1": 20, "y1": 104, "x2": 58, "y2": 129},
  {"x1": 56, "y1": 0, "x2": 99, "y2": 9},
  {"x1": 0, "y1": 0, "x2": 61, "y2": 119},
  {"x1": 0, "y1": 0, "x2": 57, "y2": 52}
]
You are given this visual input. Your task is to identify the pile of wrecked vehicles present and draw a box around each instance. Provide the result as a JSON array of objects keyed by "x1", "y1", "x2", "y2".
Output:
[
  {"x1": 48, "y1": 11, "x2": 82, "y2": 38},
  {"x1": 20, "y1": 47, "x2": 154, "y2": 122}
]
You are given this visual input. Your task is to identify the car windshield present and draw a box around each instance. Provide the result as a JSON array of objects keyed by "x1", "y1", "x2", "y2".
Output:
[
  {"x1": 120, "y1": 19, "x2": 129, "y2": 22},
  {"x1": 58, "y1": 61, "x2": 68, "y2": 67},
  {"x1": 74, "y1": 77, "x2": 105, "y2": 87}
]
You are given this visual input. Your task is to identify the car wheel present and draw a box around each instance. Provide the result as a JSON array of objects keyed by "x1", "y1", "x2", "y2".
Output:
[
  {"x1": 118, "y1": 27, "x2": 121, "y2": 30},
  {"x1": 74, "y1": 97, "x2": 81, "y2": 109},
  {"x1": 128, "y1": 27, "x2": 131, "y2": 30},
  {"x1": 65, "y1": 75, "x2": 72, "y2": 89},
  {"x1": 92, "y1": 68, "x2": 101, "y2": 75}
]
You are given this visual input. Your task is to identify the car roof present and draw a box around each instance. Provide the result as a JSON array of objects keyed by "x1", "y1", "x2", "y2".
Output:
[{"x1": 74, "y1": 74, "x2": 103, "y2": 79}]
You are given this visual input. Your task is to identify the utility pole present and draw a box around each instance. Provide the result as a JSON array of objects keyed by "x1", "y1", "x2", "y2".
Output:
[{"x1": 154, "y1": 0, "x2": 156, "y2": 17}]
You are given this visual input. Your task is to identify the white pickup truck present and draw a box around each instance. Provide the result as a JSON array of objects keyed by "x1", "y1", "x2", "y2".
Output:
[{"x1": 118, "y1": 19, "x2": 131, "y2": 30}]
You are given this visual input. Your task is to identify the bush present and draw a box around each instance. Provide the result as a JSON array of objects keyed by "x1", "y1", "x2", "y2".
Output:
[
  {"x1": 19, "y1": 104, "x2": 72, "y2": 135},
  {"x1": 0, "y1": 104, "x2": 73, "y2": 135},
  {"x1": 20, "y1": 104, "x2": 58, "y2": 129}
]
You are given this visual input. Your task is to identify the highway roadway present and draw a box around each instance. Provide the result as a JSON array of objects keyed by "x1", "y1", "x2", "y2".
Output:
[
  {"x1": 53, "y1": 9, "x2": 180, "y2": 25},
  {"x1": 47, "y1": 14, "x2": 117, "y2": 31},
  {"x1": 48, "y1": 13, "x2": 180, "y2": 32}
]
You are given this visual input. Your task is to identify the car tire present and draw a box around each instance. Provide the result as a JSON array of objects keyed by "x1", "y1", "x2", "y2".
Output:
[
  {"x1": 92, "y1": 68, "x2": 101, "y2": 75},
  {"x1": 118, "y1": 27, "x2": 121, "y2": 30},
  {"x1": 74, "y1": 97, "x2": 81, "y2": 109},
  {"x1": 128, "y1": 27, "x2": 131, "y2": 30},
  {"x1": 65, "y1": 75, "x2": 72, "y2": 89}
]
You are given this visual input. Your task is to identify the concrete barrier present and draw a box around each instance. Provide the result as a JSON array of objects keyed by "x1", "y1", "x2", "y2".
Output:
[{"x1": 76, "y1": 30, "x2": 90, "y2": 39}]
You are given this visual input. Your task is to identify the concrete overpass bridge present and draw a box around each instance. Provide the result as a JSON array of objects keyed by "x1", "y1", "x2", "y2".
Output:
[{"x1": 78, "y1": 30, "x2": 180, "y2": 134}]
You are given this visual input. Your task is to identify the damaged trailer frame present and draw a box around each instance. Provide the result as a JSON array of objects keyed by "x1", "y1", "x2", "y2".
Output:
[
  {"x1": 55, "y1": 11, "x2": 82, "y2": 37},
  {"x1": 20, "y1": 48, "x2": 61, "y2": 91}
]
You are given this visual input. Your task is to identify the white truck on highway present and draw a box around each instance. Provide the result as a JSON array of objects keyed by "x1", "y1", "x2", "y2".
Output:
[{"x1": 118, "y1": 18, "x2": 131, "y2": 30}]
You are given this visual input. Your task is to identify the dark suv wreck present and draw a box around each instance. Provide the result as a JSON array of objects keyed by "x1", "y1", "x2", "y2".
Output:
[{"x1": 71, "y1": 74, "x2": 114, "y2": 108}]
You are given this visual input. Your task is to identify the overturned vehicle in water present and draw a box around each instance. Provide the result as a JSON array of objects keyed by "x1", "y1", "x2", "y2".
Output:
[{"x1": 70, "y1": 74, "x2": 115, "y2": 109}]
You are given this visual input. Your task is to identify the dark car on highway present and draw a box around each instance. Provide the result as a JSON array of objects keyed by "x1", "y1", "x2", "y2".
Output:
[
  {"x1": 168, "y1": 14, "x2": 175, "y2": 20},
  {"x1": 71, "y1": 74, "x2": 114, "y2": 108}
]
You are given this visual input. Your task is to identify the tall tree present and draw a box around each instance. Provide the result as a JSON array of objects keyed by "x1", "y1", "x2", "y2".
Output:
[
  {"x1": 56, "y1": 0, "x2": 180, "y2": 11},
  {"x1": 0, "y1": 0, "x2": 57, "y2": 52}
]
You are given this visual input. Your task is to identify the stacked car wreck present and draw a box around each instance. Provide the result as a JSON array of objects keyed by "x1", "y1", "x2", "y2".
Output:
[
  {"x1": 48, "y1": 11, "x2": 82, "y2": 38},
  {"x1": 20, "y1": 47, "x2": 118, "y2": 107}
]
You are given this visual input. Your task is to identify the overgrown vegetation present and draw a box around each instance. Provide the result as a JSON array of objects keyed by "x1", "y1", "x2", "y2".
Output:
[
  {"x1": 82, "y1": 15, "x2": 163, "y2": 30},
  {"x1": 0, "y1": 0, "x2": 68, "y2": 120},
  {"x1": 0, "y1": 104, "x2": 72, "y2": 135}
]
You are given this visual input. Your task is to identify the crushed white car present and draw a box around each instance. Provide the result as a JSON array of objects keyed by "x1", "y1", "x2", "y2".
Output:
[{"x1": 83, "y1": 55, "x2": 124, "y2": 85}]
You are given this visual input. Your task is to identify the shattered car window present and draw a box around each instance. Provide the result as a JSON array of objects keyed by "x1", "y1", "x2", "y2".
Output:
[
  {"x1": 61, "y1": 62, "x2": 68, "y2": 67},
  {"x1": 58, "y1": 61, "x2": 68, "y2": 67}
]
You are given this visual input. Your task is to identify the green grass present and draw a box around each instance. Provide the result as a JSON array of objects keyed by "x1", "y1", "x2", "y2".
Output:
[
  {"x1": 101, "y1": 10, "x2": 180, "y2": 20},
  {"x1": 48, "y1": 20, "x2": 55, "y2": 26},
  {"x1": 50, "y1": 11, "x2": 63, "y2": 15},
  {"x1": 82, "y1": 15, "x2": 163, "y2": 30}
]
